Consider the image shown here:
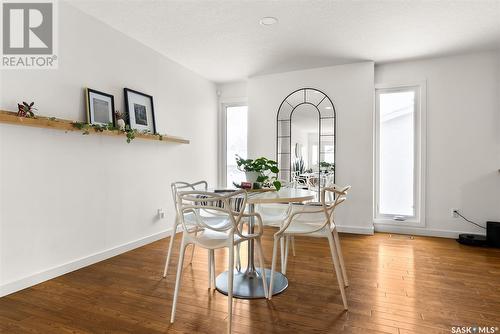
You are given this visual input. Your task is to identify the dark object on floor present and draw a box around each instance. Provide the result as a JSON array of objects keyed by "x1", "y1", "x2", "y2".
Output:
[
  {"x1": 457, "y1": 233, "x2": 487, "y2": 246},
  {"x1": 487, "y1": 221, "x2": 500, "y2": 248}
]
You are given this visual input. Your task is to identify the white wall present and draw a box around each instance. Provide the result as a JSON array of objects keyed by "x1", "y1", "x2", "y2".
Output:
[
  {"x1": 247, "y1": 62, "x2": 375, "y2": 234},
  {"x1": 217, "y1": 81, "x2": 247, "y2": 103},
  {"x1": 375, "y1": 51, "x2": 500, "y2": 237},
  {"x1": 0, "y1": 2, "x2": 218, "y2": 296}
]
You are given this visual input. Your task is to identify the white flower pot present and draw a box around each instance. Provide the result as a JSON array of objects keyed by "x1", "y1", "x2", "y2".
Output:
[
  {"x1": 245, "y1": 171, "x2": 260, "y2": 183},
  {"x1": 116, "y1": 119, "x2": 126, "y2": 131}
]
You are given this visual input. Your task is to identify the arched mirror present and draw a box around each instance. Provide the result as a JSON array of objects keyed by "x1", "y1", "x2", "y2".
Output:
[{"x1": 276, "y1": 88, "x2": 336, "y2": 194}]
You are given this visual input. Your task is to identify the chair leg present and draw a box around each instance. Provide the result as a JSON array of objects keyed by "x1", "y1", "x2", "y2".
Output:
[
  {"x1": 332, "y1": 228, "x2": 349, "y2": 287},
  {"x1": 211, "y1": 249, "x2": 216, "y2": 289},
  {"x1": 291, "y1": 236, "x2": 296, "y2": 256},
  {"x1": 170, "y1": 235, "x2": 188, "y2": 323},
  {"x1": 280, "y1": 237, "x2": 285, "y2": 272},
  {"x1": 227, "y1": 240, "x2": 234, "y2": 334},
  {"x1": 327, "y1": 233, "x2": 348, "y2": 310},
  {"x1": 163, "y1": 221, "x2": 178, "y2": 278},
  {"x1": 283, "y1": 236, "x2": 290, "y2": 275},
  {"x1": 188, "y1": 231, "x2": 198, "y2": 264},
  {"x1": 255, "y1": 239, "x2": 269, "y2": 299},
  {"x1": 208, "y1": 250, "x2": 212, "y2": 291},
  {"x1": 268, "y1": 236, "x2": 279, "y2": 300},
  {"x1": 235, "y1": 244, "x2": 241, "y2": 272}
]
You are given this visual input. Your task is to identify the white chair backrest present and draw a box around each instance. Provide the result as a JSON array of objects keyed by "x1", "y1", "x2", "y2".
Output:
[
  {"x1": 283, "y1": 186, "x2": 350, "y2": 234},
  {"x1": 325, "y1": 173, "x2": 336, "y2": 186},
  {"x1": 291, "y1": 171, "x2": 307, "y2": 188},
  {"x1": 177, "y1": 190, "x2": 248, "y2": 238},
  {"x1": 278, "y1": 179, "x2": 293, "y2": 188},
  {"x1": 171, "y1": 181, "x2": 208, "y2": 212},
  {"x1": 322, "y1": 180, "x2": 347, "y2": 202}
]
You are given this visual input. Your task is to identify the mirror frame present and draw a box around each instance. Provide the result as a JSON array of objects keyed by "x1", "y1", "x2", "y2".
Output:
[{"x1": 276, "y1": 88, "x2": 336, "y2": 193}]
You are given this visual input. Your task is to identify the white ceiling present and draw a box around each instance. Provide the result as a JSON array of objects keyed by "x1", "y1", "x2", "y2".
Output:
[{"x1": 69, "y1": 0, "x2": 500, "y2": 83}]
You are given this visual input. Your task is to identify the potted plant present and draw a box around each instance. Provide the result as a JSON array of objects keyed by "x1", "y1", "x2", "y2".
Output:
[
  {"x1": 320, "y1": 161, "x2": 335, "y2": 172},
  {"x1": 235, "y1": 155, "x2": 282, "y2": 190},
  {"x1": 17, "y1": 102, "x2": 37, "y2": 118},
  {"x1": 292, "y1": 156, "x2": 305, "y2": 174}
]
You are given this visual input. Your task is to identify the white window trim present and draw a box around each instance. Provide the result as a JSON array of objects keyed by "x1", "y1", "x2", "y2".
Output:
[
  {"x1": 374, "y1": 81, "x2": 427, "y2": 228},
  {"x1": 218, "y1": 98, "x2": 248, "y2": 188}
]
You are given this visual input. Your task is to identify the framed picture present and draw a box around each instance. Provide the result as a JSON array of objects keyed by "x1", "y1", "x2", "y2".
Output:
[
  {"x1": 85, "y1": 88, "x2": 115, "y2": 126},
  {"x1": 124, "y1": 88, "x2": 156, "y2": 134}
]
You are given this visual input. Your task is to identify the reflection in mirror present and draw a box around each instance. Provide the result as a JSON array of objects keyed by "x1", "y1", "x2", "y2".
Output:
[{"x1": 291, "y1": 104, "x2": 319, "y2": 175}]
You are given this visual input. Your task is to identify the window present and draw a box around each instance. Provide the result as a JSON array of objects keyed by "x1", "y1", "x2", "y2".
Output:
[
  {"x1": 375, "y1": 84, "x2": 425, "y2": 225},
  {"x1": 222, "y1": 104, "x2": 248, "y2": 187}
]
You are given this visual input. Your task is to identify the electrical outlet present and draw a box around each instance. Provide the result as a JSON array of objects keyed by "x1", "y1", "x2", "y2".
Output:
[
  {"x1": 157, "y1": 209, "x2": 165, "y2": 219},
  {"x1": 451, "y1": 208, "x2": 459, "y2": 218}
]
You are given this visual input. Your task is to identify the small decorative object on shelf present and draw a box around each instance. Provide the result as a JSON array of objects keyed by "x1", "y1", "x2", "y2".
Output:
[
  {"x1": 17, "y1": 102, "x2": 37, "y2": 118},
  {"x1": 235, "y1": 155, "x2": 282, "y2": 190},
  {"x1": 114, "y1": 110, "x2": 127, "y2": 131}
]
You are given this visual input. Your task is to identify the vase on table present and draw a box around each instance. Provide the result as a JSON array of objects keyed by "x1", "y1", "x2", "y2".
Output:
[{"x1": 245, "y1": 171, "x2": 260, "y2": 183}]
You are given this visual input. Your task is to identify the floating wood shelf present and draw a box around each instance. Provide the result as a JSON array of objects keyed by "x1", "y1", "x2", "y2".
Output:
[{"x1": 0, "y1": 110, "x2": 190, "y2": 144}]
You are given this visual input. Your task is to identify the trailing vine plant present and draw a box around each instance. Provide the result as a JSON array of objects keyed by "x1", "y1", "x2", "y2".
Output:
[{"x1": 71, "y1": 122, "x2": 164, "y2": 144}]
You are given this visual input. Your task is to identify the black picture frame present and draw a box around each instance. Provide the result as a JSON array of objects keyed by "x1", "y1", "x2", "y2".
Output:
[
  {"x1": 85, "y1": 88, "x2": 115, "y2": 126},
  {"x1": 124, "y1": 88, "x2": 157, "y2": 134}
]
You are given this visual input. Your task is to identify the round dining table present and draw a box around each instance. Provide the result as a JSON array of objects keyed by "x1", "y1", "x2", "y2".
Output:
[{"x1": 215, "y1": 188, "x2": 316, "y2": 299}]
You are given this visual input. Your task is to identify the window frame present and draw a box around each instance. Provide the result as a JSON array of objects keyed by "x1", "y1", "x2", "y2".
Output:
[
  {"x1": 374, "y1": 82, "x2": 426, "y2": 227},
  {"x1": 218, "y1": 100, "x2": 248, "y2": 188}
]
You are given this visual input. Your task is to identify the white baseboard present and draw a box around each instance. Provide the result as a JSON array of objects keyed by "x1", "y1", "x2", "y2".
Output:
[
  {"x1": 374, "y1": 224, "x2": 475, "y2": 239},
  {"x1": 0, "y1": 229, "x2": 172, "y2": 298},
  {"x1": 337, "y1": 224, "x2": 374, "y2": 235}
]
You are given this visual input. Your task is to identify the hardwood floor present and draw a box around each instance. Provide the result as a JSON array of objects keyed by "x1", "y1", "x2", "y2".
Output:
[{"x1": 1, "y1": 231, "x2": 499, "y2": 333}]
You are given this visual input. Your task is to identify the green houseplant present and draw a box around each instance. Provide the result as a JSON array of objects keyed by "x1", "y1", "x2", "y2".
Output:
[
  {"x1": 235, "y1": 155, "x2": 282, "y2": 190},
  {"x1": 320, "y1": 161, "x2": 335, "y2": 172},
  {"x1": 292, "y1": 156, "x2": 305, "y2": 174}
]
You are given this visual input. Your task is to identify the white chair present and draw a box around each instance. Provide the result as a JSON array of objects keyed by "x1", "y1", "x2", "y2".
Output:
[
  {"x1": 162, "y1": 181, "x2": 208, "y2": 278},
  {"x1": 323, "y1": 173, "x2": 337, "y2": 202},
  {"x1": 291, "y1": 171, "x2": 308, "y2": 189},
  {"x1": 163, "y1": 181, "x2": 243, "y2": 278},
  {"x1": 282, "y1": 184, "x2": 350, "y2": 285},
  {"x1": 255, "y1": 180, "x2": 296, "y2": 267},
  {"x1": 170, "y1": 190, "x2": 268, "y2": 333},
  {"x1": 268, "y1": 186, "x2": 351, "y2": 310}
]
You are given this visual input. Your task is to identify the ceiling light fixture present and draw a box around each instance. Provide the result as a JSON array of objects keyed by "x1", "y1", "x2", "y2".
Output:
[
  {"x1": 259, "y1": 17, "x2": 278, "y2": 26},
  {"x1": 325, "y1": 106, "x2": 333, "y2": 110}
]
